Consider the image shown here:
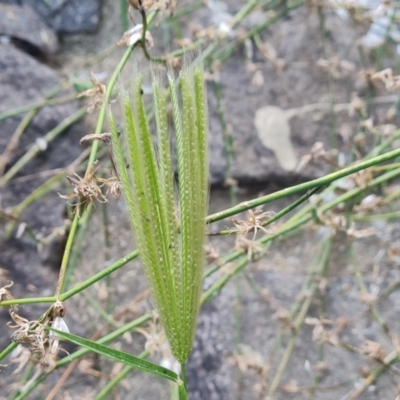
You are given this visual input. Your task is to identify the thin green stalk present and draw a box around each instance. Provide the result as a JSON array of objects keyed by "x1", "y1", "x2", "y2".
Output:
[
  {"x1": 0, "y1": 107, "x2": 86, "y2": 187},
  {"x1": 0, "y1": 297, "x2": 55, "y2": 306},
  {"x1": 309, "y1": 255, "x2": 329, "y2": 399},
  {"x1": 207, "y1": 147, "x2": 400, "y2": 224},
  {"x1": 268, "y1": 239, "x2": 332, "y2": 398},
  {"x1": 346, "y1": 350, "x2": 398, "y2": 399},
  {"x1": 230, "y1": 0, "x2": 262, "y2": 29},
  {"x1": 55, "y1": 210, "x2": 80, "y2": 298},
  {"x1": 102, "y1": 201, "x2": 113, "y2": 313},
  {"x1": 215, "y1": 0, "x2": 305, "y2": 63},
  {"x1": 8, "y1": 361, "x2": 35, "y2": 400},
  {"x1": 234, "y1": 273, "x2": 243, "y2": 397},
  {"x1": 0, "y1": 94, "x2": 77, "y2": 122},
  {"x1": 372, "y1": 162, "x2": 400, "y2": 171},
  {"x1": 180, "y1": 363, "x2": 187, "y2": 392},
  {"x1": 268, "y1": 251, "x2": 322, "y2": 361},
  {"x1": 61, "y1": 204, "x2": 93, "y2": 292},
  {"x1": 212, "y1": 69, "x2": 243, "y2": 392},
  {"x1": 61, "y1": 249, "x2": 139, "y2": 300},
  {"x1": 0, "y1": 249, "x2": 140, "y2": 308},
  {"x1": 168, "y1": 2, "x2": 204, "y2": 21},
  {"x1": 4, "y1": 171, "x2": 67, "y2": 238},
  {"x1": 212, "y1": 81, "x2": 237, "y2": 204},
  {"x1": 120, "y1": 0, "x2": 129, "y2": 32},
  {"x1": 80, "y1": 290, "x2": 120, "y2": 328},
  {"x1": 202, "y1": 258, "x2": 248, "y2": 304},
  {"x1": 317, "y1": 4, "x2": 338, "y2": 151},
  {"x1": 87, "y1": 49, "x2": 135, "y2": 167},
  {"x1": 0, "y1": 80, "x2": 76, "y2": 177},
  {"x1": 353, "y1": 211, "x2": 400, "y2": 222},
  {"x1": 208, "y1": 187, "x2": 321, "y2": 236},
  {"x1": 4, "y1": 145, "x2": 99, "y2": 240},
  {"x1": 0, "y1": 342, "x2": 18, "y2": 367},
  {"x1": 282, "y1": 132, "x2": 400, "y2": 227},
  {"x1": 1, "y1": 112, "x2": 39, "y2": 177},
  {"x1": 349, "y1": 245, "x2": 390, "y2": 336}
]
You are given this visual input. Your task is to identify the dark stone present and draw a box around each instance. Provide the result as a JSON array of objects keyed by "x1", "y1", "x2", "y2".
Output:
[
  {"x1": 23, "y1": 0, "x2": 100, "y2": 34},
  {"x1": 0, "y1": 0, "x2": 100, "y2": 34},
  {"x1": 187, "y1": 302, "x2": 232, "y2": 400},
  {"x1": 0, "y1": 4, "x2": 58, "y2": 53},
  {"x1": 0, "y1": 43, "x2": 84, "y2": 352},
  {"x1": 0, "y1": 44, "x2": 81, "y2": 165}
]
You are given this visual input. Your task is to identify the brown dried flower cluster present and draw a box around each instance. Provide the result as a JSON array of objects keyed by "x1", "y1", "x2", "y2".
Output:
[
  {"x1": 371, "y1": 68, "x2": 400, "y2": 92},
  {"x1": 117, "y1": 24, "x2": 154, "y2": 48},
  {"x1": 297, "y1": 141, "x2": 339, "y2": 172},
  {"x1": 360, "y1": 340, "x2": 386, "y2": 362},
  {"x1": 255, "y1": 40, "x2": 285, "y2": 74},
  {"x1": 315, "y1": 211, "x2": 375, "y2": 239},
  {"x1": 306, "y1": 317, "x2": 349, "y2": 347},
  {"x1": 316, "y1": 57, "x2": 355, "y2": 79},
  {"x1": 59, "y1": 161, "x2": 107, "y2": 213},
  {"x1": 231, "y1": 208, "x2": 275, "y2": 259},
  {"x1": 79, "y1": 133, "x2": 112, "y2": 145},
  {"x1": 77, "y1": 73, "x2": 106, "y2": 114},
  {"x1": 1, "y1": 282, "x2": 69, "y2": 372},
  {"x1": 59, "y1": 160, "x2": 121, "y2": 215},
  {"x1": 97, "y1": 172, "x2": 122, "y2": 200}
]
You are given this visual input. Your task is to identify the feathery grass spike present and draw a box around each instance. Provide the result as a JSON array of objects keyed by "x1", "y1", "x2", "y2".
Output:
[{"x1": 109, "y1": 65, "x2": 208, "y2": 364}]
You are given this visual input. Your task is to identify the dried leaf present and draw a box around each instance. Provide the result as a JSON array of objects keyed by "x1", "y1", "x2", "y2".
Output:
[{"x1": 80, "y1": 133, "x2": 112, "y2": 145}]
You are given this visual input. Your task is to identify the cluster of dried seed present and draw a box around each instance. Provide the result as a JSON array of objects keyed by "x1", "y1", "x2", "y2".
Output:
[
  {"x1": 231, "y1": 208, "x2": 275, "y2": 260},
  {"x1": 59, "y1": 133, "x2": 122, "y2": 215},
  {"x1": 1, "y1": 282, "x2": 69, "y2": 372},
  {"x1": 76, "y1": 73, "x2": 106, "y2": 114},
  {"x1": 59, "y1": 161, "x2": 108, "y2": 214}
]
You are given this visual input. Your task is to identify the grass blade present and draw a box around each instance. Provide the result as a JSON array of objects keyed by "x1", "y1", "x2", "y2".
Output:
[{"x1": 47, "y1": 327, "x2": 182, "y2": 384}]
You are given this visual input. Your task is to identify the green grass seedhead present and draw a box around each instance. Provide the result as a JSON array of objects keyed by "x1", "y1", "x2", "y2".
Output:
[{"x1": 109, "y1": 65, "x2": 209, "y2": 364}]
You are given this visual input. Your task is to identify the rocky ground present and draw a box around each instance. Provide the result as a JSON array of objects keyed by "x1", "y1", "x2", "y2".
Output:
[{"x1": 1, "y1": 0, "x2": 400, "y2": 399}]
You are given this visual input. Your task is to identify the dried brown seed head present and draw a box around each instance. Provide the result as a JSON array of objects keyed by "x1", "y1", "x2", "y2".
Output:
[
  {"x1": 371, "y1": 68, "x2": 400, "y2": 92},
  {"x1": 0, "y1": 281, "x2": 14, "y2": 302},
  {"x1": 80, "y1": 133, "x2": 112, "y2": 145},
  {"x1": 52, "y1": 300, "x2": 66, "y2": 318},
  {"x1": 97, "y1": 173, "x2": 122, "y2": 199},
  {"x1": 59, "y1": 161, "x2": 108, "y2": 214},
  {"x1": 118, "y1": 24, "x2": 154, "y2": 48},
  {"x1": 77, "y1": 73, "x2": 106, "y2": 114}
]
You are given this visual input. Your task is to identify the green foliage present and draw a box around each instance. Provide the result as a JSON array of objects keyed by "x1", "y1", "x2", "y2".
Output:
[
  {"x1": 109, "y1": 65, "x2": 208, "y2": 364},
  {"x1": 47, "y1": 327, "x2": 188, "y2": 399}
]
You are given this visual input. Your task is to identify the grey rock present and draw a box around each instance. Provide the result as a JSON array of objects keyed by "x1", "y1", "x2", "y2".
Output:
[
  {"x1": 0, "y1": 44, "x2": 83, "y2": 351},
  {"x1": 24, "y1": 0, "x2": 99, "y2": 34},
  {"x1": 0, "y1": 44, "x2": 81, "y2": 165},
  {"x1": 0, "y1": 0, "x2": 100, "y2": 34},
  {"x1": 207, "y1": 7, "x2": 365, "y2": 186},
  {"x1": 0, "y1": 4, "x2": 58, "y2": 53}
]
